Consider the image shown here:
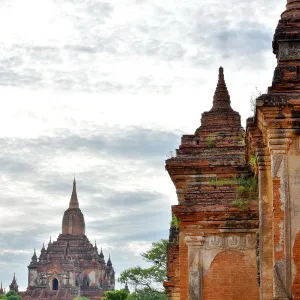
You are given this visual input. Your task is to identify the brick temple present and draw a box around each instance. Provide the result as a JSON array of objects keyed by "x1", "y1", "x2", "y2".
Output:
[
  {"x1": 164, "y1": 0, "x2": 300, "y2": 299},
  {"x1": 21, "y1": 179, "x2": 115, "y2": 300}
]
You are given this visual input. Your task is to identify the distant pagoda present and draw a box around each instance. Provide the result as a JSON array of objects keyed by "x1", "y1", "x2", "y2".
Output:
[{"x1": 23, "y1": 178, "x2": 115, "y2": 300}]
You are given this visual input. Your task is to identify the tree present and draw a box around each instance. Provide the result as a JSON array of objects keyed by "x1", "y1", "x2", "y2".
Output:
[
  {"x1": 5, "y1": 291, "x2": 21, "y2": 300},
  {"x1": 102, "y1": 289, "x2": 128, "y2": 300},
  {"x1": 119, "y1": 239, "x2": 168, "y2": 298},
  {"x1": 127, "y1": 289, "x2": 167, "y2": 300}
]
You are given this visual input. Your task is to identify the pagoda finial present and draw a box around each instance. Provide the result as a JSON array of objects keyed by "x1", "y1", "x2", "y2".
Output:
[
  {"x1": 107, "y1": 254, "x2": 112, "y2": 267},
  {"x1": 49, "y1": 236, "x2": 51, "y2": 244},
  {"x1": 9, "y1": 273, "x2": 18, "y2": 292},
  {"x1": 99, "y1": 247, "x2": 104, "y2": 259},
  {"x1": 281, "y1": 0, "x2": 300, "y2": 20},
  {"x1": 69, "y1": 177, "x2": 79, "y2": 209},
  {"x1": 211, "y1": 67, "x2": 232, "y2": 111},
  {"x1": 32, "y1": 248, "x2": 37, "y2": 260}
]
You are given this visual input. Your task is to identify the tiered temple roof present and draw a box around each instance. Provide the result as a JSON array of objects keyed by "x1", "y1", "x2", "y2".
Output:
[
  {"x1": 22, "y1": 179, "x2": 115, "y2": 300},
  {"x1": 164, "y1": 68, "x2": 259, "y2": 299}
]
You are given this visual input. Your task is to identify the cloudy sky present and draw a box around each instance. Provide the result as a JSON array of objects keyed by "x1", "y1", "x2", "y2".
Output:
[{"x1": 0, "y1": 0, "x2": 286, "y2": 291}]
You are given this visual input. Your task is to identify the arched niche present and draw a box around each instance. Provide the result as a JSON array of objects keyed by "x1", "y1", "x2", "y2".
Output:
[{"x1": 52, "y1": 278, "x2": 59, "y2": 290}]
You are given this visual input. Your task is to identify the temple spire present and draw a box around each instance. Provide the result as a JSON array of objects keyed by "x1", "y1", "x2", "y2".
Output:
[
  {"x1": 9, "y1": 273, "x2": 18, "y2": 292},
  {"x1": 32, "y1": 249, "x2": 37, "y2": 260},
  {"x1": 107, "y1": 254, "x2": 112, "y2": 267},
  {"x1": 99, "y1": 247, "x2": 104, "y2": 259},
  {"x1": 211, "y1": 67, "x2": 232, "y2": 111},
  {"x1": 281, "y1": 0, "x2": 300, "y2": 20},
  {"x1": 69, "y1": 177, "x2": 79, "y2": 209}
]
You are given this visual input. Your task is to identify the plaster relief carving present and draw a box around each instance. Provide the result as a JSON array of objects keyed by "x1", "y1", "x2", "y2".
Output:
[
  {"x1": 227, "y1": 235, "x2": 242, "y2": 249},
  {"x1": 207, "y1": 235, "x2": 223, "y2": 248},
  {"x1": 201, "y1": 233, "x2": 256, "y2": 250}
]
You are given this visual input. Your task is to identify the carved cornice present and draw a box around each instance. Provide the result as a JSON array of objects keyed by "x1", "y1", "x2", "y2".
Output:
[
  {"x1": 256, "y1": 147, "x2": 271, "y2": 170},
  {"x1": 185, "y1": 233, "x2": 256, "y2": 250},
  {"x1": 267, "y1": 129, "x2": 293, "y2": 152}
]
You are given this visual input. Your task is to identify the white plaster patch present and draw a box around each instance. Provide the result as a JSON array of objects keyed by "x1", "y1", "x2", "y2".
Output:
[{"x1": 202, "y1": 248, "x2": 222, "y2": 275}]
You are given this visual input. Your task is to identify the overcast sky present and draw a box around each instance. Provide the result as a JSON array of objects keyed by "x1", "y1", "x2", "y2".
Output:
[{"x1": 0, "y1": 0, "x2": 286, "y2": 292}]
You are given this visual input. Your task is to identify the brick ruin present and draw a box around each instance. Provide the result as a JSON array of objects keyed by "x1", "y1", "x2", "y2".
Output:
[
  {"x1": 21, "y1": 179, "x2": 115, "y2": 300},
  {"x1": 164, "y1": 0, "x2": 300, "y2": 299}
]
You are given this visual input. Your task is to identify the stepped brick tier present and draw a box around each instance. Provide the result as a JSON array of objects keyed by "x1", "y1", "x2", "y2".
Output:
[
  {"x1": 164, "y1": 67, "x2": 259, "y2": 300},
  {"x1": 164, "y1": 0, "x2": 300, "y2": 299},
  {"x1": 22, "y1": 179, "x2": 115, "y2": 300}
]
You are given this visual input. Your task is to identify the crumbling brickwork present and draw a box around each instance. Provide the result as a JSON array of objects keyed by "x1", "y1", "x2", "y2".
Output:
[
  {"x1": 164, "y1": 68, "x2": 259, "y2": 299},
  {"x1": 164, "y1": 1, "x2": 300, "y2": 299}
]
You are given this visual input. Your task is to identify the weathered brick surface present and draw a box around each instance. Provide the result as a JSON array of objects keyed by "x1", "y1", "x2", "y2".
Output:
[
  {"x1": 165, "y1": 2, "x2": 300, "y2": 298},
  {"x1": 246, "y1": 1, "x2": 300, "y2": 299},
  {"x1": 293, "y1": 232, "x2": 300, "y2": 299},
  {"x1": 165, "y1": 68, "x2": 259, "y2": 299},
  {"x1": 203, "y1": 250, "x2": 259, "y2": 300}
]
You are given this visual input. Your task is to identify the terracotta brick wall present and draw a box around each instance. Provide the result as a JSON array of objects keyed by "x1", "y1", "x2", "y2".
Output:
[
  {"x1": 203, "y1": 250, "x2": 259, "y2": 300},
  {"x1": 293, "y1": 232, "x2": 300, "y2": 299},
  {"x1": 179, "y1": 237, "x2": 189, "y2": 300}
]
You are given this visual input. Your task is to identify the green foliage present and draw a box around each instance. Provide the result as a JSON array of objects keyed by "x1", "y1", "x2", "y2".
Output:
[
  {"x1": 102, "y1": 289, "x2": 128, "y2": 300},
  {"x1": 209, "y1": 177, "x2": 237, "y2": 186},
  {"x1": 5, "y1": 292, "x2": 17, "y2": 297},
  {"x1": 5, "y1": 291, "x2": 21, "y2": 300},
  {"x1": 209, "y1": 175, "x2": 258, "y2": 210},
  {"x1": 232, "y1": 176, "x2": 258, "y2": 210},
  {"x1": 205, "y1": 135, "x2": 214, "y2": 148},
  {"x1": 0, "y1": 295, "x2": 6, "y2": 300},
  {"x1": 127, "y1": 289, "x2": 167, "y2": 300},
  {"x1": 73, "y1": 298, "x2": 89, "y2": 300},
  {"x1": 171, "y1": 215, "x2": 179, "y2": 229},
  {"x1": 119, "y1": 239, "x2": 167, "y2": 292},
  {"x1": 249, "y1": 155, "x2": 257, "y2": 167},
  {"x1": 7, "y1": 296, "x2": 21, "y2": 300}
]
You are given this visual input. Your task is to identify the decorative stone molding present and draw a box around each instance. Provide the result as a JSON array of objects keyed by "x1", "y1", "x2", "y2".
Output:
[
  {"x1": 256, "y1": 147, "x2": 271, "y2": 171},
  {"x1": 185, "y1": 233, "x2": 256, "y2": 250},
  {"x1": 290, "y1": 136, "x2": 300, "y2": 156}
]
